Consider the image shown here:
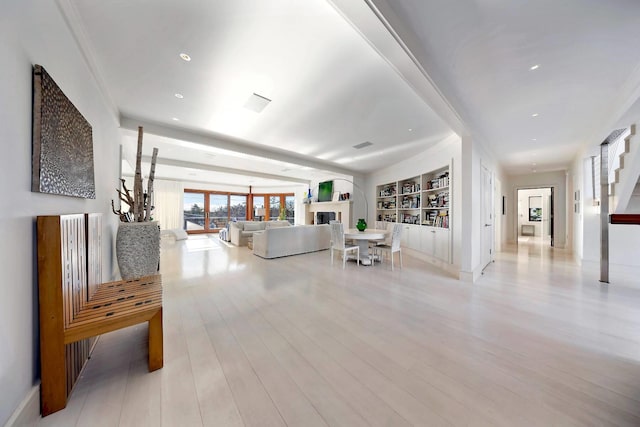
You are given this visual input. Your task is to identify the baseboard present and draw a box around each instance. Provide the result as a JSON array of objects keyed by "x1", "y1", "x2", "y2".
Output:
[
  {"x1": 4, "y1": 384, "x2": 39, "y2": 427},
  {"x1": 459, "y1": 264, "x2": 483, "y2": 283}
]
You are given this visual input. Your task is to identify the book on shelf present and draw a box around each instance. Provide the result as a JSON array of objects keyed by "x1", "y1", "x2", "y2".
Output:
[{"x1": 425, "y1": 171, "x2": 450, "y2": 190}]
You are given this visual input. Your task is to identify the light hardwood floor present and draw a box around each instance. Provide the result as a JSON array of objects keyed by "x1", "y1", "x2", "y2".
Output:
[{"x1": 34, "y1": 235, "x2": 640, "y2": 426}]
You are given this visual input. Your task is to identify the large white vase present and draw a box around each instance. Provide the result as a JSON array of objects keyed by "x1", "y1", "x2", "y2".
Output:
[{"x1": 116, "y1": 221, "x2": 160, "y2": 279}]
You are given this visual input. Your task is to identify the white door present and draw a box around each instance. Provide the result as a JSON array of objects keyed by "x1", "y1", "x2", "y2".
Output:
[{"x1": 481, "y1": 165, "x2": 493, "y2": 268}]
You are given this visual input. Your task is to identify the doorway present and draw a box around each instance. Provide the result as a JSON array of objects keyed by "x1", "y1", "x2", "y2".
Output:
[
  {"x1": 516, "y1": 187, "x2": 554, "y2": 246},
  {"x1": 481, "y1": 165, "x2": 493, "y2": 269}
]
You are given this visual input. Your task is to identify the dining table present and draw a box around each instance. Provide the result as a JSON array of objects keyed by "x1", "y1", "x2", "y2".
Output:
[{"x1": 343, "y1": 228, "x2": 389, "y2": 266}]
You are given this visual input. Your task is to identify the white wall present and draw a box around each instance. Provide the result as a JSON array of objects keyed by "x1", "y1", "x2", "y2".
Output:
[
  {"x1": 0, "y1": 2, "x2": 121, "y2": 424},
  {"x1": 459, "y1": 135, "x2": 505, "y2": 281},
  {"x1": 505, "y1": 171, "x2": 568, "y2": 248},
  {"x1": 365, "y1": 135, "x2": 462, "y2": 271},
  {"x1": 517, "y1": 188, "x2": 551, "y2": 237}
]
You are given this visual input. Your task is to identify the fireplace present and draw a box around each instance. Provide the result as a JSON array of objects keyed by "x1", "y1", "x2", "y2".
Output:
[
  {"x1": 316, "y1": 212, "x2": 336, "y2": 225},
  {"x1": 305, "y1": 200, "x2": 352, "y2": 228}
]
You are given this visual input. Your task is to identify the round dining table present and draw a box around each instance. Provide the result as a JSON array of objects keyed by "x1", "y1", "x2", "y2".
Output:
[{"x1": 343, "y1": 228, "x2": 389, "y2": 266}]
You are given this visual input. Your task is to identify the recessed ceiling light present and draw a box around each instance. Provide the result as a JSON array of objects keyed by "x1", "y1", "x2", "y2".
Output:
[
  {"x1": 174, "y1": 93, "x2": 184, "y2": 99},
  {"x1": 532, "y1": 113, "x2": 539, "y2": 117},
  {"x1": 531, "y1": 138, "x2": 537, "y2": 141},
  {"x1": 172, "y1": 117, "x2": 180, "y2": 121},
  {"x1": 179, "y1": 53, "x2": 191, "y2": 62},
  {"x1": 408, "y1": 128, "x2": 413, "y2": 132},
  {"x1": 529, "y1": 64, "x2": 540, "y2": 71}
]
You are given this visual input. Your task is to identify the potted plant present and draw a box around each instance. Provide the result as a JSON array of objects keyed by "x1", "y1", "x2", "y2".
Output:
[{"x1": 111, "y1": 126, "x2": 160, "y2": 279}]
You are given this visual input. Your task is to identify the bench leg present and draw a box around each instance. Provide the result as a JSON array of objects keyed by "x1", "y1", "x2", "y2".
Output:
[
  {"x1": 148, "y1": 308, "x2": 163, "y2": 371},
  {"x1": 40, "y1": 336, "x2": 67, "y2": 416}
]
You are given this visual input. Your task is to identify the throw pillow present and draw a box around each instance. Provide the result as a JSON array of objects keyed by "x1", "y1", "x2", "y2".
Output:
[
  {"x1": 171, "y1": 228, "x2": 188, "y2": 240},
  {"x1": 244, "y1": 222, "x2": 263, "y2": 232}
]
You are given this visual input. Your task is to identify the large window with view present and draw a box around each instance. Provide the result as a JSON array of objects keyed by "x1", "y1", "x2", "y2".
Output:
[
  {"x1": 252, "y1": 193, "x2": 295, "y2": 224},
  {"x1": 183, "y1": 190, "x2": 294, "y2": 233},
  {"x1": 230, "y1": 195, "x2": 247, "y2": 221},
  {"x1": 183, "y1": 190, "x2": 248, "y2": 234}
]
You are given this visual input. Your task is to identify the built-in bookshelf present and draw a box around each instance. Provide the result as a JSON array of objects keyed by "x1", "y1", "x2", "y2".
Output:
[
  {"x1": 421, "y1": 168, "x2": 449, "y2": 228},
  {"x1": 375, "y1": 182, "x2": 397, "y2": 222},
  {"x1": 375, "y1": 166, "x2": 450, "y2": 229},
  {"x1": 375, "y1": 164, "x2": 452, "y2": 263}
]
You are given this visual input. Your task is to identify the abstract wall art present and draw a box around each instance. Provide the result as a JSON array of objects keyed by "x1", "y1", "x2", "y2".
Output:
[{"x1": 32, "y1": 64, "x2": 95, "y2": 199}]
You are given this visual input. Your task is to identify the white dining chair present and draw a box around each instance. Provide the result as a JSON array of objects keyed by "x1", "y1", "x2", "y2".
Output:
[
  {"x1": 330, "y1": 222, "x2": 359, "y2": 269},
  {"x1": 373, "y1": 223, "x2": 402, "y2": 270}
]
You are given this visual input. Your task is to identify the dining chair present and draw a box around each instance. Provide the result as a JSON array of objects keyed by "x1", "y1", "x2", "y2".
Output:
[
  {"x1": 373, "y1": 223, "x2": 402, "y2": 270},
  {"x1": 330, "y1": 222, "x2": 359, "y2": 269}
]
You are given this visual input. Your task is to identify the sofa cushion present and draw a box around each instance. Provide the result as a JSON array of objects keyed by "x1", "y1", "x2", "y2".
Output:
[
  {"x1": 252, "y1": 225, "x2": 331, "y2": 259},
  {"x1": 231, "y1": 222, "x2": 244, "y2": 231},
  {"x1": 265, "y1": 221, "x2": 290, "y2": 229},
  {"x1": 244, "y1": 222, "x2": 263, "y2": 232}
]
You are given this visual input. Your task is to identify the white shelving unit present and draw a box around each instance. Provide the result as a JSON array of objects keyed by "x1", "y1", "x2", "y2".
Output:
[{"x1": 375, "y1": 165, "x2": 451, "y2": 263}]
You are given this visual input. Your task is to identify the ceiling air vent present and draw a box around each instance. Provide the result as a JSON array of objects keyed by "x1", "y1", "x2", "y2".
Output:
[
  {"x1": 353, "y1": 141, "x2": 373, "y2": 150},
  {"x1": 244, "y1": 93, "x2": 272, "y2": 113}
]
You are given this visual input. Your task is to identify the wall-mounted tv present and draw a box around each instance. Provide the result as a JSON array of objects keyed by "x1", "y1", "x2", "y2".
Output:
[{"x1": 318, "y1": 180, "x2": 333, "y2": 202}]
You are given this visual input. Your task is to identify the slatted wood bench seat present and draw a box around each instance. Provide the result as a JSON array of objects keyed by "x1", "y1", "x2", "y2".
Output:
[
  {"x1": 37, "y1": 214, "x2": 163, "y2": 416},
  {"x1": 64, "y1": 275, "x2": 163, "y2": 345}
]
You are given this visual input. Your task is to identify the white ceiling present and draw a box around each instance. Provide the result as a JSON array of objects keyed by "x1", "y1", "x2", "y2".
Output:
[
  {"x1": 64, "y1": 0, "x2": 640, "y2": 183},
  {"x1": 66, "y1": 0, "x2": 454, "y2": 187},
  {"x1": 365, "y1": 0, "x2": 640, "y2": 175}
]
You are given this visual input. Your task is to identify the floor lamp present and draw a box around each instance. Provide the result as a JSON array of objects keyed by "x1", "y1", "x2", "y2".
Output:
[{"x1": 331, "y1": 178, "x2": 369, "y2": 225}]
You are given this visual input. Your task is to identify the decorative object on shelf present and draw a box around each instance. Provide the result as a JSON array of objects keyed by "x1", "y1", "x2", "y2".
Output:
[
  {"x1": 331, "y1": 178, "x2": 369, "y2": 222},
  {"x1": 32, "y1": 64, "x2": 96, "y2": 199},
  {"x1": 112, "y1": 126, "x2": 161, "y2": 279},
  {"x1": 356, "y1": 218, "x2": 368, "y2": 232}
]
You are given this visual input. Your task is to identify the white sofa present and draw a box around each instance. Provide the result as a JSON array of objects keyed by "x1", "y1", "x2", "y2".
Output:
[
  {"x1": 229, "y1": 220, "x2": 291, "y2": 246},
  {"x1": 252, "y1": 225, "x2": 331, "y2": 259}
]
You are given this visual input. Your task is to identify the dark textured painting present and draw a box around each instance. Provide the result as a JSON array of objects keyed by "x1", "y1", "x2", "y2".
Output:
[{"x1": 32, "y1": 64, "x2": 95, "y2": 199}]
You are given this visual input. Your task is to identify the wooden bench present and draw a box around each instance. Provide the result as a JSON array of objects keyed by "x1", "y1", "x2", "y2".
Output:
[{"x1": 37, "y1": 214, "x2": 163, "y2": 416}]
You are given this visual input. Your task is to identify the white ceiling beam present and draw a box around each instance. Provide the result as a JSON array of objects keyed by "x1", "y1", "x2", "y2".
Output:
[
  {"x1": 120, "y1": 115, "x2": 361, "y2": 180},
  {"x1": 142, "y1": 156, "x2": 311, "y2": 185}
]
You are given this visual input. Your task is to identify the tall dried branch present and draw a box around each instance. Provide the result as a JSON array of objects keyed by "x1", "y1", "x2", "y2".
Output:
[
  {"x1": 145, "y1": 147, "x2": 159, "y2": 221},
  {"x1": 133, "y1": 126, "x2": 144, "y2": 222},
  {"x1": 120, "y1": 178, "x2": 135, "y2": 206}
]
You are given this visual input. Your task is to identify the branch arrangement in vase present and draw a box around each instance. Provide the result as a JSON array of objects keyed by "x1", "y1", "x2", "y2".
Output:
[{"x1": 111, "y1": 126, "x2": 159, "y2": 222}]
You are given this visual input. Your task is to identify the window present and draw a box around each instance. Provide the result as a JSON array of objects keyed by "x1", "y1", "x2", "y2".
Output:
[
  {"x1": 183, "y1": 190, "x2": 293, "y2": 232},
  {"x1": 230, "y1": 195, "x2": 247, "y2": 221},
  {"x1": 253, "y1": 193, "x2": 294, "y2": 222},
  {"x1": 269, "y1": 196, "x2": 280, "y2": 220},
  {"x1": 183, "y1": 190, "x2": 247, "y2": 233},
  {"x1": 285, "y1": 195, "x2": 295, "y2": 224},
  {"x1": 253, "y1": 196, "x2": 265, "y2": 220},
  {"x1": 209, "y1": 194, "x2": 229, "y2": 229},
  {"x1": 183, "y1": 192, "x2": 205, "y2": 231}
]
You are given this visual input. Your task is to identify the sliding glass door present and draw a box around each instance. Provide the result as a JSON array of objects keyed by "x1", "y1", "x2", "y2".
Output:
[
  {"x1": 183, "y1": 190, "x2": 294, "y2": 232},
  {"x1": 183, "y1": 192, "x2": 207, "y2": 231},
  {"x1": 184, "y1": 190, "x2": 248, "y2": 234}
]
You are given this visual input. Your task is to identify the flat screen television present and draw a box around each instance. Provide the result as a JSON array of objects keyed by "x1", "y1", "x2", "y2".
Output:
[{"x1": 318, "y1": 180, "x2": 333, "y2": 202}]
